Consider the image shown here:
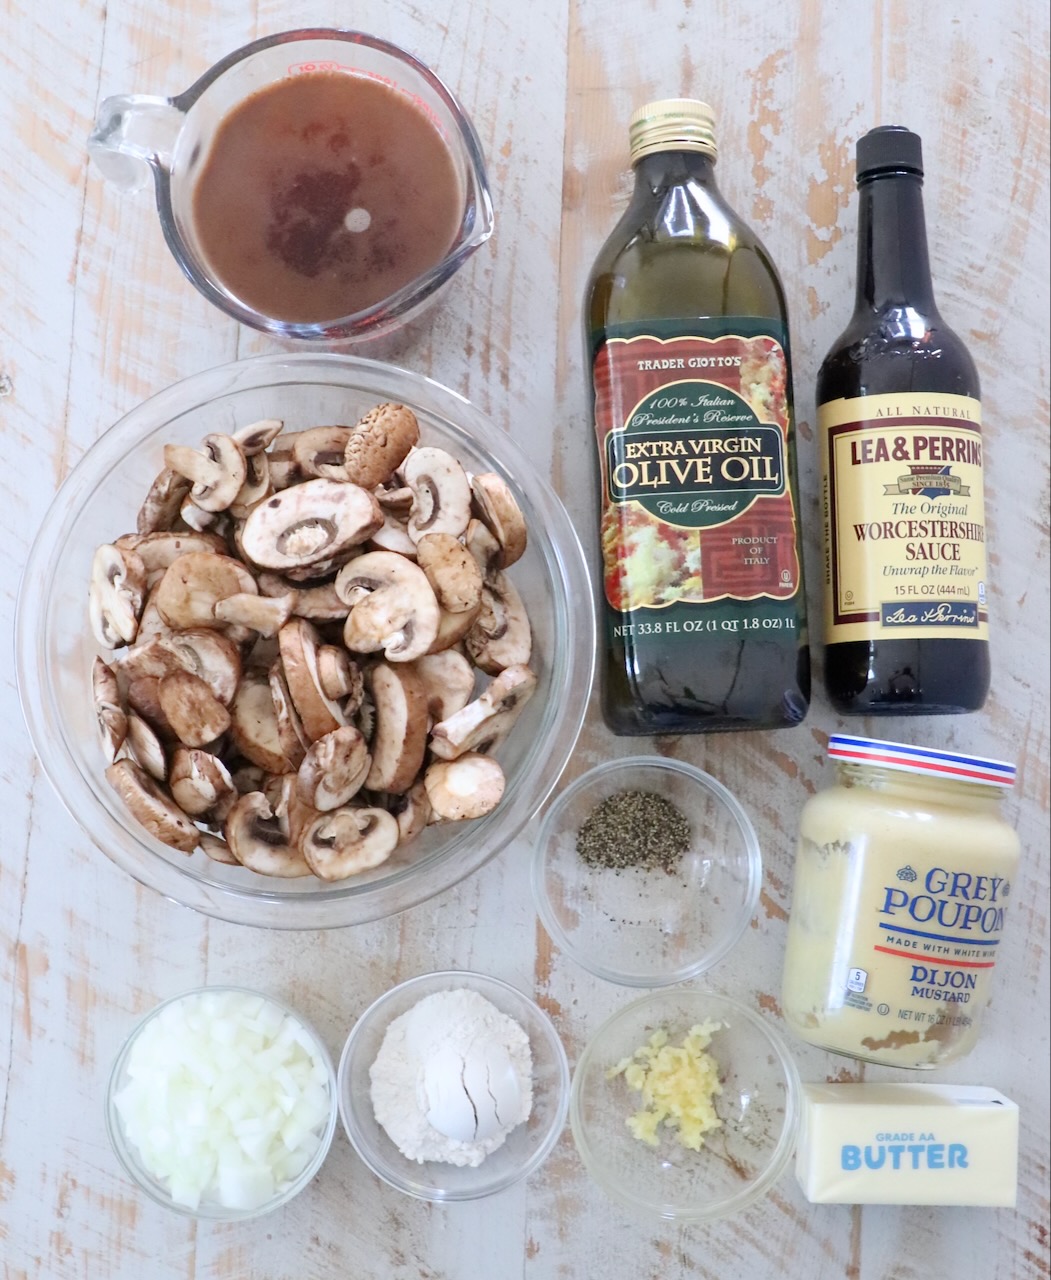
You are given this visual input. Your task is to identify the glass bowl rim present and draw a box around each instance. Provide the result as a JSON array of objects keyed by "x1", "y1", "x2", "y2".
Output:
[
  {"x1": 15, "y1": 351, "x2": 595, "y2": 929},
  {"x1": 336, "y1": 968, "x2": 571, "y2": 1201},
  {"x1": 105, "y1": 983, "x2": 339, "y2": 1221},
  {"x1": 531, "y1": 756, "x2": 763, "y2": 986},
  {"x1": 569, "y1": 988, "x2": 802, "y2": 1222}
]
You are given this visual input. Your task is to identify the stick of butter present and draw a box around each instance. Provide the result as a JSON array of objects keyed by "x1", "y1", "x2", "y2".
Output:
[{"x1": 796, "y1": 1083, "x2": 1018, "y2": 1206}]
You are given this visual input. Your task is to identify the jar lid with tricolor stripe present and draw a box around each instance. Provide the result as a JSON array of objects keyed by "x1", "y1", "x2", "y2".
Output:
[{"x1": 827, "y1": 735, "x2": 1016, "y2": 788}]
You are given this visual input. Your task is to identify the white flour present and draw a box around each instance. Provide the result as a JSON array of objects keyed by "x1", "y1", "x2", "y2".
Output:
[{"x1": 369, "y1": 988, "x2": 533, "y2": 1166}]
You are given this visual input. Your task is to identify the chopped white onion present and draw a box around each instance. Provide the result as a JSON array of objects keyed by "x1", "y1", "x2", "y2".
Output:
[{"x1": 114, "y1": 991, "x2": 331, "y2": 1212}]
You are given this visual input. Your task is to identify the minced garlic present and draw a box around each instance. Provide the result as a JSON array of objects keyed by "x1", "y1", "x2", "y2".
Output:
[{"x1": 606, "y1": 1020, "x2": 724, "y2": 1151}]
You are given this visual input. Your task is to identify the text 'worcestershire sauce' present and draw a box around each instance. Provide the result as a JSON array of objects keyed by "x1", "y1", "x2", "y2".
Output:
[
  {"x1": 584, "y1": 99, "x2": 809, "y2": 736},
  {"x1": 817, "y1": 126, "x2": 990, "y2": 714}
]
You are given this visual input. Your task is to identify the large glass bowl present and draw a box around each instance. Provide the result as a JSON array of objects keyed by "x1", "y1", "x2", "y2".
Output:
[{"x1": 15, "y1": 353, "x2": 594, "y2": 928}]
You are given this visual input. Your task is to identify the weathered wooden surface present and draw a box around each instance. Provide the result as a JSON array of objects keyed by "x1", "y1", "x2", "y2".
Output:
[{"x1": 1, "y1": 1, "x2": 1047, "y2": 1277}]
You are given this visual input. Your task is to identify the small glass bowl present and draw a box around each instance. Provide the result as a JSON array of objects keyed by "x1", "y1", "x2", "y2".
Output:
[
  {"x1": 337, "y1": 971, "x2": 570, "y2": 1201},
  {"x1": 106, "y1": 986, "x2": 338, "y2": 1220},
  {"x1": 570, "y1": 990, "x2": 801, "y2": 1222},
  {"x1": 531, "y1": 757, "x2": 761, "y2": 986}
]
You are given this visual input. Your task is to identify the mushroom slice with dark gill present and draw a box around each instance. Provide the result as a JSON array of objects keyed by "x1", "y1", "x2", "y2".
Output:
[
  {"x1": 163, "y1": 433, "x2": 247, "y2": 513},
  {"x1": 223, "y1": 792, "x2": 312, "y2": 877},
  {"x1": 300, "y1": 806, "x2": 399, "y2": 881},
  {"x1": 402, "y1": 446, "x2": 473, "y2": 543},
  {"x1": 89, "y1": 543, "x2": 147, "y2": 649},
  {"x1": 239, "y1": 478, "x2": 382, "y2": 572}
]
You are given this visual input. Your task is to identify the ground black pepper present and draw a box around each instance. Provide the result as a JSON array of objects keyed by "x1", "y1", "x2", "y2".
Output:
[{"x1": 575, "y1": 789, "x2": 692, "y2": 873}]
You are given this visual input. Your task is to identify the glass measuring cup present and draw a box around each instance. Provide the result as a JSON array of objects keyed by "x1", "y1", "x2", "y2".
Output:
[{"x1": 88, "y1": 29, "x2": 494, "y2": 344}]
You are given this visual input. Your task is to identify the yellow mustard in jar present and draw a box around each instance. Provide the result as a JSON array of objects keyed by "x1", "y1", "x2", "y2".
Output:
[{"x1": 782, "y1": 736, "x2": 1019, "y2": 1069}]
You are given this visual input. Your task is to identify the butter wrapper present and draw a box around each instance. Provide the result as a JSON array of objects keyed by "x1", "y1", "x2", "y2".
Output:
[{"x1": 796, "y1": 1082, "x2": 1018, "y2": 1206}]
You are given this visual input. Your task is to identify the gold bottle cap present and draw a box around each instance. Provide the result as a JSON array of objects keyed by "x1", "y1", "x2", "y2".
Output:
[{"x1": 628, "y1": 98, "x2": 718, "y2": 163}]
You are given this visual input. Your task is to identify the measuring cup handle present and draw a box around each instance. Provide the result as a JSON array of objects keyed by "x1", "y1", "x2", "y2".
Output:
[{"x1": 87, "y1": 95, "x2": 184, "y2": 193}]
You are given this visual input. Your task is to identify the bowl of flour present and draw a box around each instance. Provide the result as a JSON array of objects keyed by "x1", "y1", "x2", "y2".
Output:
[{"x1": 337, "y1": 970, "x2": 570, "y2": 1200}]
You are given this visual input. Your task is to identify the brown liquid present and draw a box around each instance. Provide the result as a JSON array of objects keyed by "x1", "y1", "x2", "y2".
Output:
[{"x1": 190, "y1": 72, "x2": 463, "y2": 324}]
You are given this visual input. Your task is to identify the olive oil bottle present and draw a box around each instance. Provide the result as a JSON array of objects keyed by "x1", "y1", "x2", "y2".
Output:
[
  {"x1": 584, "y1": 99, "x2": 809, "y2": 735},
  {"x1": 817, "y1": 126, "x2": 990, "y2": 714}
]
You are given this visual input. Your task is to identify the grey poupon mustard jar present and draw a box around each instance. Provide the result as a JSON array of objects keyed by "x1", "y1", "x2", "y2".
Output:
[{"x1": 782, "y1": 735, "x2": 1019, "y2": 1069}]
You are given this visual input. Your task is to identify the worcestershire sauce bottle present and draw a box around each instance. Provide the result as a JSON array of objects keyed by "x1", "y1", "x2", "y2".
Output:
[
  {"x1": 585, "y1": 99, "x2": 809, "y2": 735},
  {"x1": 817, "y1": 127, "x2": 990, "y2": 714}
]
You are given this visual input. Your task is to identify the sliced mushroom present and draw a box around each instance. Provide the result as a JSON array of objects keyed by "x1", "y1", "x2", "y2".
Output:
[
  {"x1": 465, "y1": 518, "x2": 502, "y2": 580},
  {"x1": 426, "y1": 603, "x2": 482, "y2": 654},
  {"x1": 415, "y1": 533, "x2": 483, "y2": 614},
  {"x1": 92, "y1": 656, "x2": 127, "y2": 762},
  {"x1": 164, "y1": 433, "x2": 247, "y2": 513},
  {"x1": 135, "y1": 585, "x2": 176, "y2": 644},
  {"x1": 157, "y1": 629, "x2": 242, "y2": 705},
  {"x1": 387, "y1": 778, "x2": 432, "y2": 845},
  {"x1": 336, "y1": 551, "x2": 440, "y2": 662},
  {"x1": 137, "y1": 467, "x2": 192, "y2": 535},
  {"x1": 229, "y1": 451, "x2": 272, "y2": 519},
  {"x1": 121, "y1": 629, "x2": 242, "y2": 705},
  {"x1": 343, "y1": 403, "x2": 420, "y2": 489},
  {"x1": 125, "y1": 675, "x2": 176, "y2": 740},
  {"x1": 158, "y1": 670, "x2": 232, "y2": 747},
  {"x1": 259, "y1": 571, "x2": 349, "y2": 622},
  {"x1": 281, "y1": 549, "x2": 360, "y2": 583},
  {"x1": 198, "y1": 832, "x2": 240, "y2": 865},
  {"x1": 374, "y1": 481, "x2": 414, "y2": 518},
  {"x1": 233, "y1": 418, "x2": 284, "y2": 456},
  {"x1": 429, "y1": 664, "x2": 538, "y2": 759},
  {"x1": 413, "y1": 650, "x2": 476, "y2": 723},
  {"x1": 365, "y1": 663, "x2": 429, "y2": 793},
  {"x1": 179, "y1": 498, "x2": 222, "y2": 532},
  {"x1": 268, "y1": 659, "x2": 310, "y2": 769},
  {"x1": 229, "y1": 760, "x2": 267, "y2": 795},
  {"x1": 224, "y1": 792, "x2": 312, "y2": 877},
  {"x1": 213, "y1": 591, "x2": 296, "y2": 637},
  {"x1": 296, "y1": 726, "x2": 371, "y2": 811},
  {"x1": 114, "y1": 530, "x2": 228, "y2": 573},
  {"x1": 170, "y1": 748, "x2": 236, "y2": 818},
  {"x1": 152, "y1": 551, "x2": 257, "y2": 630},
  {"x1": 277, "y1": 618, "x2": 349, "y2": 741},
  {"x1": 367, "y1": 510, "x2": 418, "y2": 558},
  {"x1": 263, "y1": 772, "x2": 320, "y2": 848},
  {"x1": 124, "y1": 711, "x2": 168, "y2": 780},
  {"x1": 89, "y1": 543, "x2": 147, "y2": 648},
  {"x1": 424, "y1": 754, "x2": 505, "y2": 821},
  {"x1": 470, "y1": 473, "x2": 528, "y2": 567},
  {"x1": 105, "y1": 760, "x2": 198, "y2": 853},
  {"x1": 465, "y1": 572, "x2": 532, "y2": 674},
  {"x1": 240, "y1": 479, "x2": 382, "y2": 572},
  {"x1": 293, "y1": 426, "x2": 353, "y2": 481},
  {"x1": 317, "y1": 646, "x2": 363, "y2": 707},
  {"x1": 300, "y1": 806, "x2": 399, "y2": 880},
  {"x1": 403, "y1": 447, "x2": 473, "y2": 543}
]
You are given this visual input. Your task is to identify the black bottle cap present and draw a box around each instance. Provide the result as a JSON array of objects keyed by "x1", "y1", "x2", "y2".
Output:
[{"x1": 856, "y1": 126, "x2": 924, "y2": 181}]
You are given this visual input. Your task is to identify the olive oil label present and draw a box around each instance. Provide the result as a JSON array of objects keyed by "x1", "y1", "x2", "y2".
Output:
[
  {"x1": 592, "y1": 324, "x2": 803, "y2": 620},
  {"x1": 820, "y1": 393, "x2": 989, "y2": 642}
]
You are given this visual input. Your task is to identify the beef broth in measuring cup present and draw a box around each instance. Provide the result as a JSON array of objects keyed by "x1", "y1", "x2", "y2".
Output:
[
  {"x1": 191, "y1": 72, "x2": 464, "y2": 324},
  {"x1": 88, "y1": 31, "x2": 493, "y2": 341}
]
